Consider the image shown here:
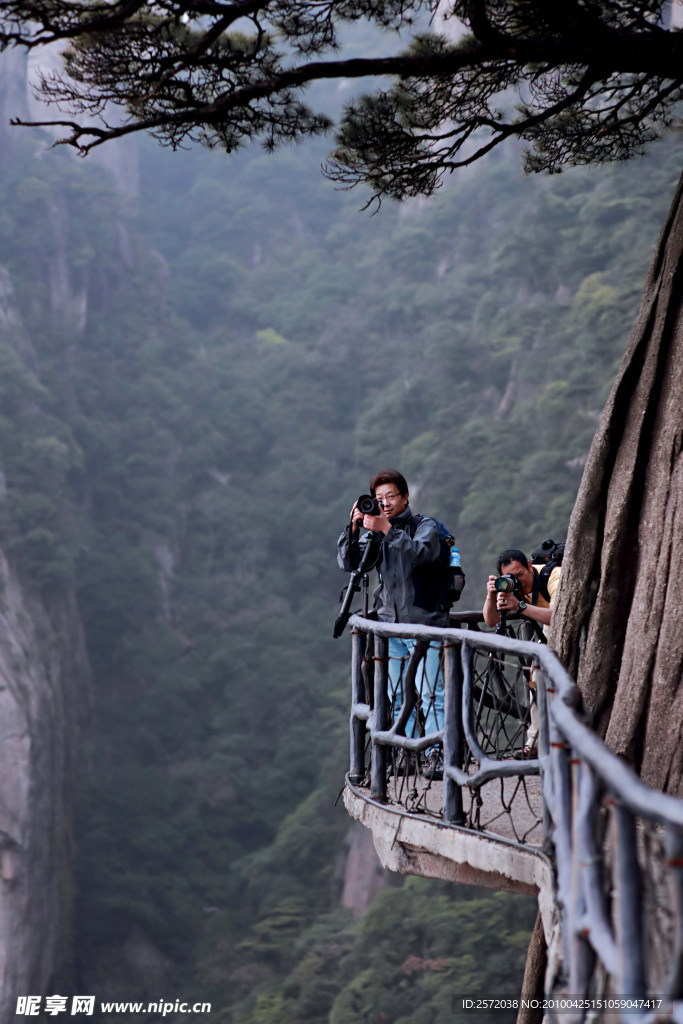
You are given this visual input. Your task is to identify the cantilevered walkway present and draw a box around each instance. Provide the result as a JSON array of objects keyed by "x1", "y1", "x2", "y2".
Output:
[{"x1": 342, "y1": 614, "x2": 683, "y2": 1021}]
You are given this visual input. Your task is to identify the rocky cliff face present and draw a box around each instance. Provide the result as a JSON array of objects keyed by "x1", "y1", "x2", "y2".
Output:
[
  {"x1": 0, "y1": 44, "x2": 139, "y2": 195},
  {"x1": 0, "y1": 554, "x2": 91, "y2": 1019},
  {"x1": 0, "y1": 49, "x2": 109, "y2": 1020}
]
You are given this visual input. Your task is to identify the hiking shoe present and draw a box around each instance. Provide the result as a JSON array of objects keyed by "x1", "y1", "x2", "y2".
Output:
[
  {"x1": 423, "y1": 750, "x2": 444, "y2": 781},
  {"x1": 512, "y1": 744, "x2": 538, "y2": 760},
  {"x1": 387, "y1": 750, "x2": 417, "y2": 778}
]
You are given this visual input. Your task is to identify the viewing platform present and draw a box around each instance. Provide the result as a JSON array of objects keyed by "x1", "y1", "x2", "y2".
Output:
[
  {"x1": 341, "y1": 614, "x2": 683, "y2": 1020},
  {"x1": 344, "y1": 770, "x2": 552, "y2": 908}
]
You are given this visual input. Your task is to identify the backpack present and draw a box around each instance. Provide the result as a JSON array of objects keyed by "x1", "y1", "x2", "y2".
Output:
[
  {"x1": 406, "y1": 514, "x2": 466, "y2": 612},
  {"x1": 530, "y1": 538, "x2": 565, "y2": 603}
]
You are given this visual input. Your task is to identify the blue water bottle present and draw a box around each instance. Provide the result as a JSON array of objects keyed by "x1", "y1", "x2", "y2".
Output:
[{"x1": 449, "y1": 546, "x2": 461, "y2": 569}]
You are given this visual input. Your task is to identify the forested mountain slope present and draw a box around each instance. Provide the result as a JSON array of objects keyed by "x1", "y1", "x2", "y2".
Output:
[{"x1": 0, "y1": 90, "x2": 679, "y2": 1019}]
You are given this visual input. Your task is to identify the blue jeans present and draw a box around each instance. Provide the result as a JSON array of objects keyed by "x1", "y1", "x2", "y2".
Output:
[{"x1": 388, "y1": 637, "x2": 444, "y2": 741}]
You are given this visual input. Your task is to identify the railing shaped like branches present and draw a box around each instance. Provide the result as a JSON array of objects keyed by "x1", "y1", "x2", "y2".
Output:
[{"x1": 347, "y1": 614, "x2": 683, "y2": 1017}]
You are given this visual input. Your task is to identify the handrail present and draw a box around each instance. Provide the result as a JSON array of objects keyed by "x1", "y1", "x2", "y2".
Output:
[{"x1": 346, "y1": 613, "x2": 683, "y2": 1018}]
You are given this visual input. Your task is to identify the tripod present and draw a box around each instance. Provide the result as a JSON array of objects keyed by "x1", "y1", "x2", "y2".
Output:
[{"x1": 333, "y1": 531, "x2": 381, "y2": 638}]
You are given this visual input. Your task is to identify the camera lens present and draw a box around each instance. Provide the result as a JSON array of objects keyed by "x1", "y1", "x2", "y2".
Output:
[
  {"x1": 494, "y1": 575, "x2": 516, "y2": 592},
  {"x1": 357, "y1": 494, "x2": 380, "y2": 516}
]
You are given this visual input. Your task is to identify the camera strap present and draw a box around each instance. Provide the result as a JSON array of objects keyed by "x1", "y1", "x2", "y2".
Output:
[
  {"x1": 532, "y1": 562, "x2": 559, "y2": 604},
  {"x1": 525, "y1": 568, "x2": 549, "y2": 643}
]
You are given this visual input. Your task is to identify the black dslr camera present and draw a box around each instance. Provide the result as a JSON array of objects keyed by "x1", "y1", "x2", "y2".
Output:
[
  {"x1": 356, "y1": 493, "x2": 383, "y2": 516},
  {"x1": 494, "y1": 574, "x2": 524, "y2": 599}
]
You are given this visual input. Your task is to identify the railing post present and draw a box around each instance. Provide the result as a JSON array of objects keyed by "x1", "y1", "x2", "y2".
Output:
[
  {"x1": 370, "y1": 634, "x2": 389, "y2": 803},
  {"x1": 363, "y1": 630, "x2": 375, "y2": 707},
  {"x1": 576, "y1": 762, "x2": 617, "y2": 977},
  {"x1": 666, "y1": 825, "x2": 683, "y2": 998},
  {"x1": 549, "y1": 716, "x2": 573, "y2": 976},
  {"x1": 536, "y1": 666, "x2": 554, "y2": 855},
  {"x1": 569, "y1": 758, "x2": 595, "y2": 1000},
  {"x1": 349, "y1": 627, "x2": 366, "y2": 785},
  {"x1": 443, "y1": 640, "x2": 465, "y2": 825},
  {"x1": 614, "y1": 802, "x2": 646, "y2": 1000}
]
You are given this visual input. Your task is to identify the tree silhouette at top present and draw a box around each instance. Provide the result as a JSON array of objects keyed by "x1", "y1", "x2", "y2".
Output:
[
  {"x1": 2, "y1": 0, "x2": 683, "y2": 790},
  {"x1": 1, "y1": 1, "x2": 682, "y2": 199}
]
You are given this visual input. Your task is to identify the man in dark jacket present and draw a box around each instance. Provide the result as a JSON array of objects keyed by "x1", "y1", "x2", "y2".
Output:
[{"x1": 337, "y1": 469, "x2": 445, "y2": 778}]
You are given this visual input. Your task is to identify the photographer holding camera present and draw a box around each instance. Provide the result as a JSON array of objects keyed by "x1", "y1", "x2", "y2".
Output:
[
  {"x1": 483, "y1": 548, "x2": 561, "y2": 635},
  {"x1": 482, "y1": 548, "x2": 562, "y2": 755},
  {"x1": 337, "y1": 469, "x2": 447, "y2": 779}
]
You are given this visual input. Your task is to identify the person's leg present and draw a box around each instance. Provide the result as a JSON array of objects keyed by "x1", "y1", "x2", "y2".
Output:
[
  {"x1": 418, "y1": 642, "x2": 445, "y2": 780},
  {"x1": 387, "y1": 637, "x2": 418, "y2": 775},
  {"x1": 420, "y1": 641, "x2": 444, "y2": 740},
  {"x1": 524, "y1": 693, "x2": 539, "y2": 754},
  {"x1": 388, "y1": 636, "x2": 412, "y2": 729}
]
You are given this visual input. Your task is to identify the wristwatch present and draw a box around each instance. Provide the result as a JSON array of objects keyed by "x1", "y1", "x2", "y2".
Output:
[{"x1": 518, "y1": 599, "x2": 528, "y2": 613}]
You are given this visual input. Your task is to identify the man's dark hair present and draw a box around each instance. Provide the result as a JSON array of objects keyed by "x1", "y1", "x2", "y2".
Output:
[
  {"x1": 370, "y1": 469, "x2": 408, "y2": 497},
  {"x1": 497, "y1": 549, "x2": 529, "y2": 575}
]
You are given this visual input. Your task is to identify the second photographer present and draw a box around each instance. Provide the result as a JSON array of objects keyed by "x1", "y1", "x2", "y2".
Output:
[
  {"x1": 483, "y1": 547, "x2": 561, "y2": 637},
  {"x1": 482, "y1": 547, "x2": 562, "y2": 756}
]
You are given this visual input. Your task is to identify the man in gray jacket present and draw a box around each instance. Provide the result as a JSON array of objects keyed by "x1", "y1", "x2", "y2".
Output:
[{"x1": 337, "y1": 469, "x2": 445, "y2": 778}]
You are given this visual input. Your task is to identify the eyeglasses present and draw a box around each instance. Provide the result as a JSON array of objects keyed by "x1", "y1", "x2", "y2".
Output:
[{"x1": 375, "y1": 492, "x2": 401, "y2": 501}]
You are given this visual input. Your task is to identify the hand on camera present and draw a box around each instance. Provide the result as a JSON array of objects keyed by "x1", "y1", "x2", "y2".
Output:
[
  {"x1": 362, "y1": 508, "x2": 391, "y2": 534},
  {"x1": 496, "y1": 592, "x2": 520, "y2": 612},
  {"x1": 349, "y1": 502, "x2": 364, "y2": 531}
]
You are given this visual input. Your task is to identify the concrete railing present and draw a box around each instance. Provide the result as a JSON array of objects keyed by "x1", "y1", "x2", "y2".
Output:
[{"x1": 346, "y1": 614, "x2": 683, "y2": 1019}]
